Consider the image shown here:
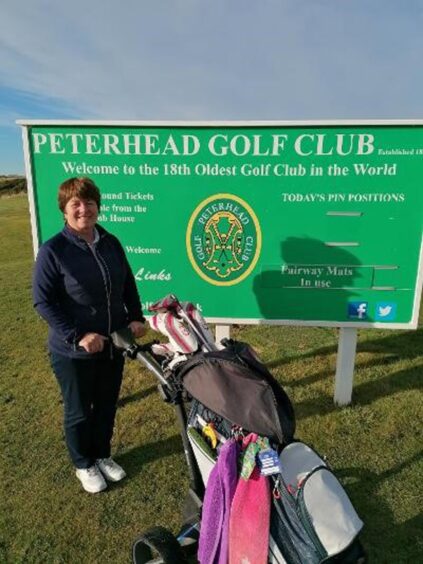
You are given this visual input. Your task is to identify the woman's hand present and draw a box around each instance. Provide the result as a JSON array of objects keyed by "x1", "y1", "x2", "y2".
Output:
[
  {"x1": 128, "y1": 320, "x2": 147, "y2": 339},
  {"x1": 78, "y1": 332, "x2": 108, "y2": 353}
]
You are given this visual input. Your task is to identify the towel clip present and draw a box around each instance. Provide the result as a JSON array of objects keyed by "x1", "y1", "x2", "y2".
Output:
[{"x1": 273, "y1": 478, "x2": 281, "y2": 500}]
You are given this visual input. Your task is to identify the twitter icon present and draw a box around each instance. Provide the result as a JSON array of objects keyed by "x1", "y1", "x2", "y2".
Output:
[{"x1": 375, "y1": 302, "x2": 397, "y2": 321}]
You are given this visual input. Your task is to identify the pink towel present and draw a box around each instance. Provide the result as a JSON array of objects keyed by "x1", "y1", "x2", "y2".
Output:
[
  {"x1": 229, "y1": 437, "x2": 271, "y2": 564},
  {"x1": 198, "y1": 439, "x2": 240, "y2": 564}
]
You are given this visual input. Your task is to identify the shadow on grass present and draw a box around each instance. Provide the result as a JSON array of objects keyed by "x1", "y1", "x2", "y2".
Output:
[
  {"x1": 266, "y1": 327, "x2": 423, "y2": 372},
  {"x1": 336, "y1": 451, "x2": 423, "y2": 560},
  {"x1": 266, "y1": 343, "x2": 337, "y2": 370},
  {"x1": 117, "y1": 434, "x2": 184, "y2": 480},
  {"x1": 118, "y1": 385, "x2": 157, "y2": 407},
  {"x1": 294, "y1": 363, "x2": 422, "y2": 421},
  {"x1": 359, "y1": 327, "x2": 423, "y2": 358},
  {"x1": 284, "y1": 353, "x2": 412, "y2": 390}
]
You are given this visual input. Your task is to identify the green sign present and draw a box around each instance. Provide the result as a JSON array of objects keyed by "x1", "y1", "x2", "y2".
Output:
[{"x1": 20, "y1": 121, "x2": 423, "y2": 328}]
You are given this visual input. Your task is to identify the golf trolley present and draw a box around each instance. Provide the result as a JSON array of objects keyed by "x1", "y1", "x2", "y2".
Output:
[
  {"x1": 112, "y1": 295, "x2": 366, "y2": 564},
  {"x1": 112, "y1": 295, "x2": 218, "y2": 564}
]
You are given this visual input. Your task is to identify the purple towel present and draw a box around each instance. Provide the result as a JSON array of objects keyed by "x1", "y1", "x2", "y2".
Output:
[{"x1": 198, "y1": 439, "x2": 240, "y2": 564}]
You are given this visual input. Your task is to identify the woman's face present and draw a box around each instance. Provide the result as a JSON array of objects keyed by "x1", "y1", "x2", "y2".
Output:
[{"x1": 64, "y1": 197, "x2": 98, "y2": 234}]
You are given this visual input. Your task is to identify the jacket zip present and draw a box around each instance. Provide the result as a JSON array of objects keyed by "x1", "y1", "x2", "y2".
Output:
[{"x1": 87, "y1": 242, "x2": 113, "y2": 358}]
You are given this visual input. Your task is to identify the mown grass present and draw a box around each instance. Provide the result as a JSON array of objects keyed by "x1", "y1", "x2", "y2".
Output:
[{"x1": 0, "y1": 194, "x2": 422, "y2": 563}]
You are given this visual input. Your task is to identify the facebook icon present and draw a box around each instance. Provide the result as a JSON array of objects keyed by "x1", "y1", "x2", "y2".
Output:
[{"x1": 348, "y1": 302, "x2": 368, "y2": 319}]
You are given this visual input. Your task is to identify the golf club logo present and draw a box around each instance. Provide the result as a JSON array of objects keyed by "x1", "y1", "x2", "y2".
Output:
[{"x1": 186, "y1": 194, "x2": 262, "y2": 286}]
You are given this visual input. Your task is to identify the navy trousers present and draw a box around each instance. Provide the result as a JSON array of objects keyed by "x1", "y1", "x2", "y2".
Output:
[{"x1": 50, "y1": 352, "x2": 124, "y2": 469}]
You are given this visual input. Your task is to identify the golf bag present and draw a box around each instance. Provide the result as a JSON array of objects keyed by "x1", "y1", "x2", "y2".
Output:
[
  {"x1": 112, "y1": 295, "x2": 365, "y2": 564},
  {"x1": 179, "y1": 338, "x2": 364, "y2": 564}
]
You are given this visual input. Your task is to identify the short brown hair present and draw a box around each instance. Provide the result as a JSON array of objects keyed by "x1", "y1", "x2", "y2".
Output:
[{"x1": 58, "y1": 177, "x2": 101, "y2": 212}]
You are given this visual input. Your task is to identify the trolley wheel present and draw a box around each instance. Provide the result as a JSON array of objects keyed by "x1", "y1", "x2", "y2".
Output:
[{"x1": 132, "y1": 526, "x2": 187, "y2": 564}]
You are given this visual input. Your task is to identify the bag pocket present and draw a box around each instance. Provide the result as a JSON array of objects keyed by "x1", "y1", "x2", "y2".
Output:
[
  {"x1": 279, "y1": 441, "x2": 327, "y2": 486},
  {"x1": 271, "y1": 473, "x2": 323, "y2": 564},
  {"x1": 187, "y1": 426, "x2": 216, "y2": 486},
  {"x1": 187, "y1": 399, "x2": 233, "y2": 439},
  {"x1": 297, "y1": 466, "x2": 363, "y2": 559},
  {"x1": 272, "y1": 442, "x2": 364, "y2": 563}
]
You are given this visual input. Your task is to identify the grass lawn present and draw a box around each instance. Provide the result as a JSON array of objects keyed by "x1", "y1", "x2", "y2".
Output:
[{"x1": 0, "y1": 194, "x2": 422, "y2": 563}]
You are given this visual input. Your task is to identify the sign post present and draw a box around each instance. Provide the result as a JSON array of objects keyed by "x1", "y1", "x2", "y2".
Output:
[
  {"x1": 334, "y1": 328, "x2": 358, "y2": 406},
  {"x1": 19, "y1": 120, "x2": 423, "y2": 403},
  {"x1": 215, "y1": 324, "x2": 231, "y2": 346}
]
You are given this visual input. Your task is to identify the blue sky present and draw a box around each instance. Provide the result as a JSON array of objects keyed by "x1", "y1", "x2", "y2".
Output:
[{"x1": 1, "y1": 0, "x2": 423, "y2": 174}]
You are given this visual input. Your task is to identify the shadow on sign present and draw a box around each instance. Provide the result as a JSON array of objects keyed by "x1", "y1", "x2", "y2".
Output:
[{"x1": 253, "y1": 236, "x2": 373, "y2": 323}]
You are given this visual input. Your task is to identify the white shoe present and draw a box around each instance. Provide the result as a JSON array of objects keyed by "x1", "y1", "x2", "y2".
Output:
[
  {"x1": 96, "y1": 457, "x2": 127, "y2": 482},
  {"x1": 75, "y1": 466, "x2": 107, "y2": 493}
]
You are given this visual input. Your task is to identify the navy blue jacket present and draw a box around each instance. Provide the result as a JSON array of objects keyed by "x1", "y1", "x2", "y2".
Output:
[{"x1": 33, "y1": 224, "x2": 144, "y2": 358}]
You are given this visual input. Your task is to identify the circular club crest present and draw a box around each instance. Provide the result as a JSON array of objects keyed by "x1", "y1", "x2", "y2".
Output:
[{"x1": 186, "y1": 194, "x2": 262, "y2": 286}]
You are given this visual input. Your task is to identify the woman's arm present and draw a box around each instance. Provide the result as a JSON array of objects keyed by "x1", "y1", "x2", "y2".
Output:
[{"x1": 32, "y1": 245, "x2": 83, "y2": 346}]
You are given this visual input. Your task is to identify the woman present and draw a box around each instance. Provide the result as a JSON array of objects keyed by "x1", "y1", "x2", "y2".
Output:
[{"x1": 33, "y1": 177, "x2": 146, "y2": 493}]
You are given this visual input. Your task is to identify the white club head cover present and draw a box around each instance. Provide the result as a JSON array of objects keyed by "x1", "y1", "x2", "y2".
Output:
[
  {"x1": 181, "y1": 302, "x2": 215, "y2": 349},
  {"x1": 151, "y1": 343, "x2": 176, "y2": 357},
  {"x1": 148, "y1": 311, "x2": 198, "y2": 354}
]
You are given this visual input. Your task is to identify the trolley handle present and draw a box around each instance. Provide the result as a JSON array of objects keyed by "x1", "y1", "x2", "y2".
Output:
[{"x1": 110, "y1": 327, "x2": 158, "y2": 357}]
